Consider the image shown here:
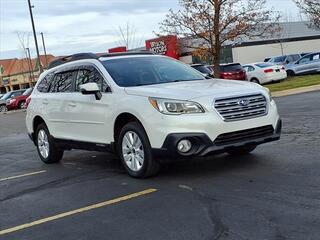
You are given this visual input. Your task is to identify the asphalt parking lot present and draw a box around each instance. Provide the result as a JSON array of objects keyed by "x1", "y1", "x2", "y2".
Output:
[{"x1": 0, "y1": 91, "x2": 320, "y2": 240}]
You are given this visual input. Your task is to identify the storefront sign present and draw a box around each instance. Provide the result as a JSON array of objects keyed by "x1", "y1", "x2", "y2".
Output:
[
  {"x1": 2, "y1": 78, "x2": 9, "y2": 85},
  {"x1": 146, "y1": 35, "x2": 179, "y2": 59}
]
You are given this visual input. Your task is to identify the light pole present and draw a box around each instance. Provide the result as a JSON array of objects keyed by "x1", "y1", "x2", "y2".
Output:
[
  {"x1": 27, "y1": 0, "x2": 43, "y2": 73},
  {"x1": 40, "y1": 32, "x2": 48, "y2": 68}
]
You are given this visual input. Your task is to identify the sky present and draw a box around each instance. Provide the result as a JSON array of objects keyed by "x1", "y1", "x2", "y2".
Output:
[{"x1": 0, "y1": 0, "x2": 300, "y2": 59}]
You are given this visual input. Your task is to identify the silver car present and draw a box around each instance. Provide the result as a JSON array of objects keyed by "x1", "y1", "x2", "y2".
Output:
[{"x1": 286, "y1": 52, "x2": 320, "y2": 76}]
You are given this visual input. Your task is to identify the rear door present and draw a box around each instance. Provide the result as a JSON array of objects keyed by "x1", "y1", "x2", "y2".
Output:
[
  {"x1": 294, "y1": 55, "x2": 313, "y2": 74},
  {"x1": 66, "y1": 64, "x2": 112, "y2": 144},
  {"x1": 44, "y1": 69, "x2": 77, "y2": 139}
]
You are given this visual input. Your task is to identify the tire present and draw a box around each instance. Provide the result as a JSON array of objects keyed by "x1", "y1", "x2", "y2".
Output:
[
  {"x1": 35, "y1": 123, "x2": 64, "y2": 164},
  {"x1": 250, "y1": 78, "x2": 260, "y2": 84},
  {"x1": 0, "y1": 104, "x2": 7, "y2": 112},
  {"x1": 18, "y1": 101, "x2": 25, "y2": 109},
  {"x1": 227, "y1": 145, "x2": 257, "y2": 156},
  {"x1": 117, "y1": 122, "x2": 160, "y2": 178},
  {"x1": 286, "y1": 70, "x2": 295, "y2": 77}
]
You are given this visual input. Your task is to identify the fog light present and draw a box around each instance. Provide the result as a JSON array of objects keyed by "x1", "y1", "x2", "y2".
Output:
[{"x1": 177, "y1": 139, "x2": 192, "y2": 153}]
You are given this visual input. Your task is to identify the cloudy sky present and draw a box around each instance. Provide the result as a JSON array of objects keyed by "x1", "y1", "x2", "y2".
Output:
[{"x1": 0, "y1": 0, "x2": 300, "y2": 59}]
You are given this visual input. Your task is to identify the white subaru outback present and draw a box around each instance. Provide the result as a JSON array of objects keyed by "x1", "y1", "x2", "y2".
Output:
[{"x1": 26, "y1": 52, "x2": 281, "y2": 178}]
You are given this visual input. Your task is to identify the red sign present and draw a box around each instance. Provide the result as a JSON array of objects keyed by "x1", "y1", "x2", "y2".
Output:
[
  {"x1": 108, "y1": 46, "x2": 127, "y2": 53},
  {"x1": 146, "y1": 35, "x2": 179, "y2": 59}
]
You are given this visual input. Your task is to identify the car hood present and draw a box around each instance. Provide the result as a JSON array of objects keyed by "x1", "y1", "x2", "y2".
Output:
[
  {"x1": 0, "y1": 99, "x2": 6, "y2": 104},
  {"x1": 124, "y1": 79, "x2": 264, "y2": 100}
]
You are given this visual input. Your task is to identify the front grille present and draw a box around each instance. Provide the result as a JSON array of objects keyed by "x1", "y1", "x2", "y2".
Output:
[
  {"x1": 214, "y1": 94, "x2": 267, "y2": 121},
  {"x1": 214, "y1": 125, "x2": 274, "y2": 146}
]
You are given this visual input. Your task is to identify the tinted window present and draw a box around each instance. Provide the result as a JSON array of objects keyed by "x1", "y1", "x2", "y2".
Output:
[
  {"x1": 293, "y1": 55, "x2": 301, "y2": 61},
  {"x1": 255, "y1": 63, "x2": 274, "y2": 68},
  {"x1": 11, "y1": 91, "x2": 23, "y2": 98},
  {"x1": 49, "y1": 71, "x2": 75, "y2": 93},
  {"x1": 102, "y1": 57, "x2": 204, "y2": 87},
  {"x1": 220, "y1": 64, "x2": 243, "y2": 72},
  {"x1": 37, "y1": 72, "x2": 54, "y2": 93},
  {"x1": 75, "y1": 67, "x2": 107, "y2": 92}
]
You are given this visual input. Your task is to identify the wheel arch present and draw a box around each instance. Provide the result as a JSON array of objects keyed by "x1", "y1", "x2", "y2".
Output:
[{"x1": 113, "y1": 112, "x2": 147, "y2": 143}]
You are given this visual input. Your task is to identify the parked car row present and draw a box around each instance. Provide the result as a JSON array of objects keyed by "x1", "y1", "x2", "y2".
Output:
[
  {"x1": 0, "y1": 88, "x2": 33, "y2": 112},
  {"x1": 191, "y1": 51, "x2": 320, "y2": 85}
]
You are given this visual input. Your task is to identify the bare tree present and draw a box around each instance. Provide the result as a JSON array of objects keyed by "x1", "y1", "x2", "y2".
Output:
[
  {"x1": 16, "y1": 32, "x2": 34, "y2": 82},
  {"x1": 116, "y1": 22, "x2": 144, "y2": 50},
  {"x1": 159, "y1": 0, "x2": 281, "y2": 77},
  {"x1": 294, "y1": 0, "x2": 320, "y2": 29}
]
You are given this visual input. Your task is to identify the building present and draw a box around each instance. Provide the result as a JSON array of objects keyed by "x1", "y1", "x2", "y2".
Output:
[
  {"x1": 231, "y1": 22, "x2": 320, "y2": 64},
  {"x1": 0, "y1": 55, "x2": 56, "y2": 93},
  {"x1": 132, "y1": 21, "x2": 320, "y2": 65}
]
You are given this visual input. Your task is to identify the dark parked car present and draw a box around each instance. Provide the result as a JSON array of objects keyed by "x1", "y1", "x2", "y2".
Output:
[
  {"x1": 0, "y1": 89, "x2": 25, "y2": 112},
  {"x1": 6, "y1": 88, "x2": 33, "y2": 111},
  {"x1": 219, "y1": 63, "x2": 247, "y2": 81},
  {"x1": 269, "y1": 54, "x2": 301, "y2": 65},
  {"x1": 191, "y1": 64, "x2": 214, "y2": 77}
]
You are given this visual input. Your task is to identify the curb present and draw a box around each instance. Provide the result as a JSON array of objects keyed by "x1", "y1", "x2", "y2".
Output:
[{"x1": 272, "y1": 84, "x2": 320, "y2": 98}]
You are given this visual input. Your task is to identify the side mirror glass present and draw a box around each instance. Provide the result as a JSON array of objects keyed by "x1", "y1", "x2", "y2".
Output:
[{"x1": 80, "y1": 82, "x2": 102, "y2": 100}]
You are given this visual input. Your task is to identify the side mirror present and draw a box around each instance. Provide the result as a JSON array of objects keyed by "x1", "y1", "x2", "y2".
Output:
[{"x1": 80, "y1": 83, "x2": 102, "y2": 100}]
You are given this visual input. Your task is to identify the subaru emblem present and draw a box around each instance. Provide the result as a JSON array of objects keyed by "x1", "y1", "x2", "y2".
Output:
[{"x1": 238, "y1": 99, "x2": 250, "y2": 106}]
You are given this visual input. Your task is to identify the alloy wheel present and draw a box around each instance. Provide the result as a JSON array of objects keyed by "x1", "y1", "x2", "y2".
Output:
[
  {"x1": 122, "y1": 131, "x2": 144, "y2": 172},
  {"x1": 37, "y1": 129, "x2": 49, "y2": 158}
]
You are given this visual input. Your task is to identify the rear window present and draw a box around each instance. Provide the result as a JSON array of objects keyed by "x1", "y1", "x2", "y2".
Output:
[
  {"x1": 255, "y1": 63, "x2": 274, "y2": 68},
  {"x1": 220, "y1": 64, "x2": 243, "y2": 72}
]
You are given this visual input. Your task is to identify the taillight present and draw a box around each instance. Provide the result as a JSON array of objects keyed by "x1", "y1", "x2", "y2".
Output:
[
  {"x1": 25, "y1": 96, "x2": 31, "y2": 108},
  {"x1": 264, "y1": 69, "x2": 274, "y2": 73},
  {"x1": 281, "y1": 66, "x2": 285, "y2": 70}
]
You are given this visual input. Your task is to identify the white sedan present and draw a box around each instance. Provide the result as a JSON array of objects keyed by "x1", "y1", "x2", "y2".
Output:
[{"x1": 243, "y1": 63, "x2": 287, "y2": 84}]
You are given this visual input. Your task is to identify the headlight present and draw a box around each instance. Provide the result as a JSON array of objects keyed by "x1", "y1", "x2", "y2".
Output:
[
  {"x1": 264, "y1": 87, "x2": 273, "y2": 102},
  {"x1": 149, "y1": 97, "x2": 205, "y2": 114}
]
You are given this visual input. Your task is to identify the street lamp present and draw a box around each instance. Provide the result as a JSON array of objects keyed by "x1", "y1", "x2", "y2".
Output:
[{"x1": 27, "y1": 0, "x2": 43, "y2": 73}]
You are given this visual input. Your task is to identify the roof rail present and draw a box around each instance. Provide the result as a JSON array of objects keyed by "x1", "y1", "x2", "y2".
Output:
[
  {"x1": 48, "y1": 53, "x2": 98, "y2": 69},
  {"x1": 99, "y1": 50, "x2": 154, "y2": 58}
]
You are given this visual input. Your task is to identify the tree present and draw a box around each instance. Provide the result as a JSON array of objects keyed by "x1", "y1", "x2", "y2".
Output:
[
  {"x1": 294, "y1": 0, "x2": 320, "y2": 29},
  {"x1": 159, "y1": 0, "x2": 281, "y2": 77},
  {"x1": 116, "y1": 22, "x2": 144, "y2": 50}
]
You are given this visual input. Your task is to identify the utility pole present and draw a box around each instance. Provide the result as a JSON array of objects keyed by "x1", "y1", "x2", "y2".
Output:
[
  {"x1": 26, "y1": 47, "x2": 35, "y2": 82},
  {"x1": 40, "y1": 32, "x2": 48, "y2": 68},
  {"x1": 27, "y1": 0, "x2": 43, "y2": 73}
]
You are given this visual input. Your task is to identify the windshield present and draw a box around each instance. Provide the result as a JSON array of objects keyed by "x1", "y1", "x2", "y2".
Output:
[
  {"x1": 102, "y1": 56, "x2": 205, "y2": 87},
  {"x1": 192, "y1": 65, "x2": 212, "y2": 74},
  {"x1": 0, "y1": 92, "x2": 11, "y2": 100},
  {"x1": 23, "y1": 88, "x2": 33, "y2": 96},
  {"x1": 269, "y1": 56, "x2": 286, "y2": 63}
]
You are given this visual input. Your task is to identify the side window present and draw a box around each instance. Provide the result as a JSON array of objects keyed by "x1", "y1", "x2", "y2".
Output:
[
  {"x1": 286, "y1": 56, "x2": 293, "y2": 63},
  {"x1": 293, "y1": 55, "x2": 300, "y2": 61},
  {"x1": 37, "y1": 72, "x2": 55, "y2": 93},
  {"x1": 248, "y1": 66, "x2": 255, "y2": 72},
  {"x1": 49, "y1": 71, "x2": 75, "y2": 93},
  {"x1": 75, "y1": 67, "x2": 107, "y2": 92},
  {"x1": 298, "y1": 56, "x2": 311, "y2": 64}
]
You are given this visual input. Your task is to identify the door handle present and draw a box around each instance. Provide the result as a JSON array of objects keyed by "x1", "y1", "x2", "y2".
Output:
[
  {"x1": 42, "y1": 99, "x2": 49, "y2": 105},
  {"x1": 68, "y1": 103, "x2": 77, "y2": 107}
]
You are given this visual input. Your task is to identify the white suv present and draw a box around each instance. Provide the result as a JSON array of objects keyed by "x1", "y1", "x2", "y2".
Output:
[{"x1": 26, "y1": 52, "x2": 281, "y2": 178}]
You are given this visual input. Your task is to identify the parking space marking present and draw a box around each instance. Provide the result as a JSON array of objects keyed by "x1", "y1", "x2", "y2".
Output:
[
  {"x1": 0, "y1": 170, "x2": 47, "y2": 182},
  {"x1": 0, "y1": 188, "x2": 157, "y2": 236}
]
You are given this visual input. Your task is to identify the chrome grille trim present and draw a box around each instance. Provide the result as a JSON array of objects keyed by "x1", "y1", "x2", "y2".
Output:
[{"x1": 214, "y1": 93, "x2": 268, "y2": 121}]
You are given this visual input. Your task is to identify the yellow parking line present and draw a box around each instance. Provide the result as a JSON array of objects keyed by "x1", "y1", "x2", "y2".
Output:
[
  {"x1": 0, "y1": 170, "x2": 47, "y2": 182},
  {"x1": 0, "y1": 188, "x2": 157, "y2": 236}
]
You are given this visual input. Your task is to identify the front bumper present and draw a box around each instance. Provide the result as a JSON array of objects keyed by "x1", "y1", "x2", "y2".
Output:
[{"x1": 153, "y1": 119, "x2": 282, "y2": 158}]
